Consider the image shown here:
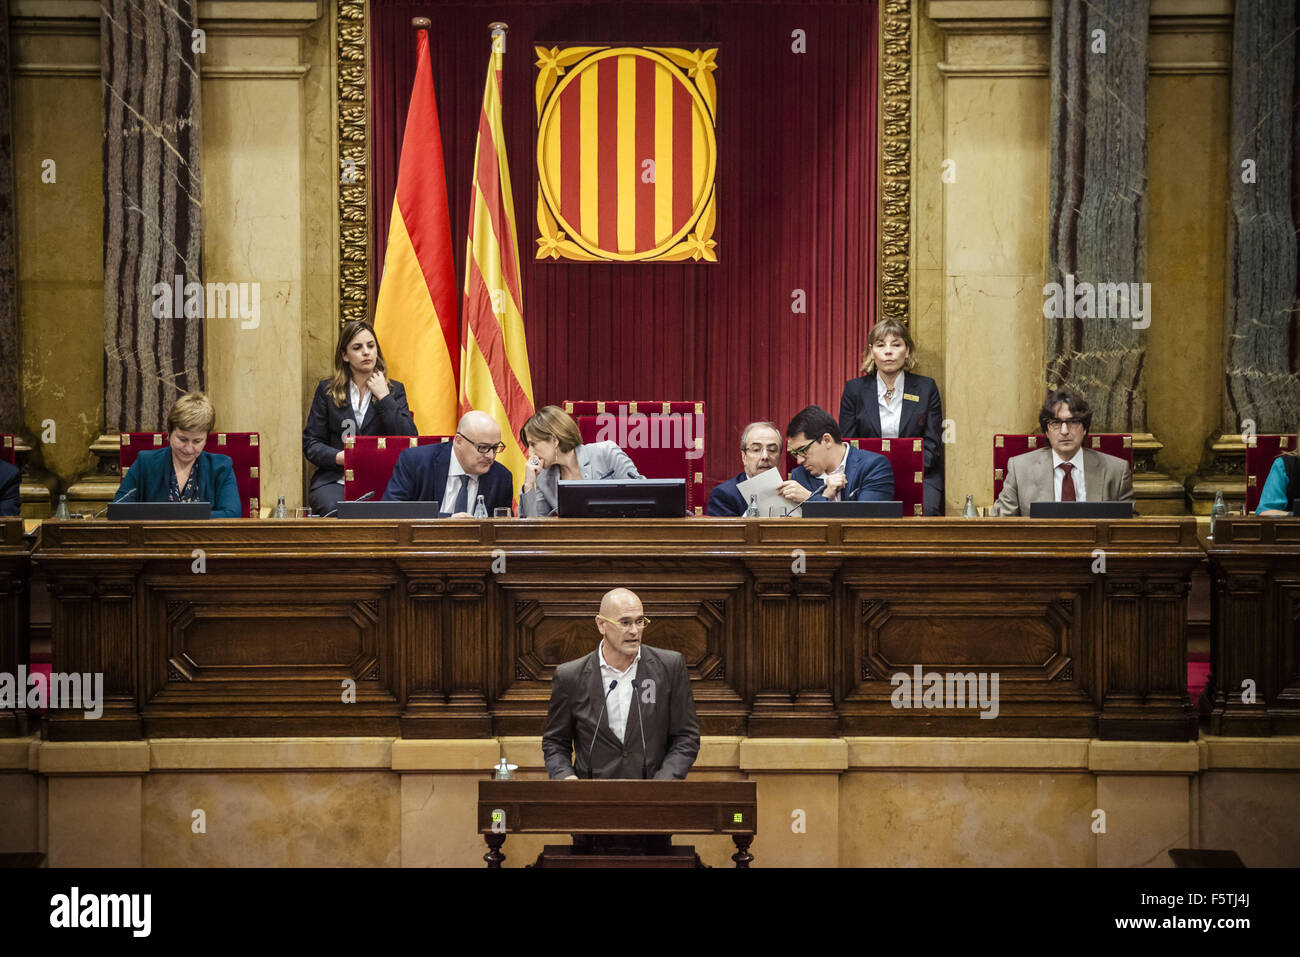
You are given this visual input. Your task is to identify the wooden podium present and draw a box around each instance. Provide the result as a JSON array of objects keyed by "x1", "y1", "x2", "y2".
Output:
[{"x1": 477, "y1": 780, "x2": 757, "y2": 868}]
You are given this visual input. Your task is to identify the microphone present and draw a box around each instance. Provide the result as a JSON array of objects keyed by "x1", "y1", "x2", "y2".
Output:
[
  {"x1": 633, "y1": 678, "x2": 648, "y2": 780},
  {"x1": 786, "y1": 483, "x2": 825, "y2": 515},
  {"x1": 585, "y1": 679, "x2": 618, "y2": 779},
  {"x1": 92, "y1": 485, "x2": 138, "y2": 518},
  {"x1": 322, "y1": 489, "x2": 374, "y2": 518}
]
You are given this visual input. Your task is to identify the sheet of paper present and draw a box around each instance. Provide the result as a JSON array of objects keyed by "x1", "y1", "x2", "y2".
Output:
[{"x1": 735, "y1": 467, "x2": 790, "y2": 516}]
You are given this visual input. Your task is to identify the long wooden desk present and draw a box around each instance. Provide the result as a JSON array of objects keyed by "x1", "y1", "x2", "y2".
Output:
[
  {"x1": 0, "y1": 519, "x2": 32, "y2": 736},
  {"x1": 1205, "y1": 517, "x2": 1300, "y2": 735},
  {"x1": 29, "y1": 517, "x2": 1201, "y2": 741}
]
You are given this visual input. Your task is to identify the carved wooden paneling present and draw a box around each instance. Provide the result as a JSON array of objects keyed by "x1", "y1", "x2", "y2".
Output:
[
  {"x1": 1208, "y1": 518, "x2": 1300, "y2": 734},
  {"x1": 29, "y1": 517, "x2": 1206, "y2": 740},
  {"x1": 0, "y1": 521, "x2": 30, "y2": 736}
]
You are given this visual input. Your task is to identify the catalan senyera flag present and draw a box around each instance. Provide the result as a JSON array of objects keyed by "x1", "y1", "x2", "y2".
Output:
[
  {"x1": 461, "y1": 30, "x2": 535, "y2": 499},
  {"x1": 373, "y1": 28, "x2": 459, "y2": 434},
  {"x1": 534, "y1": 45, "x2": 718, "y2": 263}
]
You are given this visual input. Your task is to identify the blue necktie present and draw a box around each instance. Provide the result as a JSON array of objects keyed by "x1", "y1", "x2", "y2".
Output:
[{"x1": 441, "y1": 475, "x2": 469, "y2": 517}]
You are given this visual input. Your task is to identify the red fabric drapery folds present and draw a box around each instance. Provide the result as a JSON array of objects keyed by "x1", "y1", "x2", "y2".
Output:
[{"x1": 370, "y1": 0, "x2": 879, "y2": 491}]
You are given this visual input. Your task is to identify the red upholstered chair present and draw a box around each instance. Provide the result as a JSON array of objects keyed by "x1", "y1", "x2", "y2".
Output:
[
  {"x1": 563, "y1": 400, "x2": 705, "y2": 514},
  {"x1": 848, "y1": 437, "x2": 924, "y2": 516},
  {"x1": 0, "y1": 434, "x2": 15, "y2": 466},
  {"x1": 344, "y1": 435, "x2": 453, "y2": 502},
  {"x1": 992, "y1": 433, "x2": 1133, "y2": 500},
  {"x1": 1245, "y1": 434, "x2": 1295, "y2": 512},
  {"x1": 119, "y1": 432, "x2": 261, "y2": 517}
]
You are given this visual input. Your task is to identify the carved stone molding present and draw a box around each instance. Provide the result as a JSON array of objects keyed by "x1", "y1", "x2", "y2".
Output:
[
  {"x1": 337, "y1": 0, "x2": 369, "y2": 324},
  {"x1": 879, "y1": 0, "x2": 912, "y2": 322}
]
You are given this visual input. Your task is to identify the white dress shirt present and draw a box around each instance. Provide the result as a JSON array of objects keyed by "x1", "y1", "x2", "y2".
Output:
[
  {"x1": 439, "y1": 450, "x2": 479, "y2": 514},
  {"x1": 1052, "y1": 448, "x2": 1087, "y2": 502},
  {"x1": 877, "y1": 372, "x2": 905, "y2": 438},
  {"x1": 598, "y1": 640, "x2": 641, "y2": 742},
  {"x1": 818, "y1": 443, "x2": 851, "y2": 501}
]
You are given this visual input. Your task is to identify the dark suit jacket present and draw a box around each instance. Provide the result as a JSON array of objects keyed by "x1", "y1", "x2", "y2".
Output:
[
  {"x1": 302, "y1": 378, "x2": 417, "y2": 493},
  {"x1": 114, "y1": 448, "x2": 241, "y2": 518},
  {"x1": 792, "y1": 444, "x2": 894, "y2": 503},
  {"x1": 0, "y1": 460, "x2": 20, "y2": 517},
  {"x1": 705, "y1": 470, "x2": 749, "y2": 516},
  {"x1": 839, "y1": 371, "x2": 945, "y2": 514},
  {"x1": 542, "y1": 644, "x2": 700, "y2": 780},
  {"x1": 382, "y1": 440, "x2": 513, "y2": 513}
]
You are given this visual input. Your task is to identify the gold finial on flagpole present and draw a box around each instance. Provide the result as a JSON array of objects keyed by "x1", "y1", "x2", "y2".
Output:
[
  {"x1": 489, "y1": 21, "x2": 508, "y2": 53},
  {"x1": 411, "y1": 17, "x2": 430, "y2": 29}
]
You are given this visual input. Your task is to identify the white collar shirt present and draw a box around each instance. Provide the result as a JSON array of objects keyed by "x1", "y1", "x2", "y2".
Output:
[
  {"x1": 877, "y1": 372, "x2": 905, "y2": 439},
  {"x1": 1051, "y1": 448, "x2": 1086, "y2": 502},
  {"x1": 348, "y1": 381, "x2": 372, "y2": 428},
  {"x1": 441, "y1": 450, "x2": 479, "y2": 515},
  {"x1": 597, "y1": 640, "x2": 641, "y2": 743},
  {"x1": 818, "y1": 443, "x2": 851, "y2": 502}
]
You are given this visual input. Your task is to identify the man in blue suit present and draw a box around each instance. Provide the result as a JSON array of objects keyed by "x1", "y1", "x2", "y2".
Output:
[
  {"x1": 780, "y1": 405, "x2": 894, "y2": 506},
  {"x1": 0, "y1": 459, "x2": 21, "y2": 517},
  {"x1": 383, "y1": 410, "x2": 513, "y2": 516},
  {"x1": 706, "y1": 421, "x2": 783, "y2": 516}
]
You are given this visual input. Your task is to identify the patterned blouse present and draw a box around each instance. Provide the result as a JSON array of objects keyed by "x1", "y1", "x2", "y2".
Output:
[{"x1": 168, "y1": 452, "x2": 201, "y2": 503}]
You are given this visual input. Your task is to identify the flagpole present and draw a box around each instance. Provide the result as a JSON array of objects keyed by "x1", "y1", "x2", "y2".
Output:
[{"x1": 489, "y1": 20, "x2": 508, "y2": 52}]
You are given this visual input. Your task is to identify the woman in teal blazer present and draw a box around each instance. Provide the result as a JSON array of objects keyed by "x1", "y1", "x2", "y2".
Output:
[{"x1": 114, "y1": 392, "x2": 242, "y2": 518}]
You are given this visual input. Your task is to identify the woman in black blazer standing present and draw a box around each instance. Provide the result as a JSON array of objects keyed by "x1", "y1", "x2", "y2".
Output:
[
  {"x1": 303, "y1": 319, "x2": 418, "y2": 515},
  {"x1": 838, "y1": 318, "x2": 945, "y2": 515}
]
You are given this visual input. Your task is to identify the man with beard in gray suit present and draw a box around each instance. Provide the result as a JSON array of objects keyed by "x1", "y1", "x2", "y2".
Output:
[
  {"x1": 993, "y1": 389, "x2": 1135, "y2": 516},
  {"x1": 542, "y1": 587, "x2": 700, "y2": 781}
]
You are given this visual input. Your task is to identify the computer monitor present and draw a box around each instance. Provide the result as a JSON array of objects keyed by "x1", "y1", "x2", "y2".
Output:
[
  {"x1": 335, "y1": 500, "x2": 442, "y2": 519},
  {"x1": 1029, "y1": 501, "x2": 1133, "y2": 519},
  {"x1": 107, "y1": 502, "x2": 212, "y2": 520},
  {"x1": 799, "y1": 501, "x2": 904, "y2": 518},
  {"x1": 556, "y1": 479, "x2": 686, "y2": 518}
]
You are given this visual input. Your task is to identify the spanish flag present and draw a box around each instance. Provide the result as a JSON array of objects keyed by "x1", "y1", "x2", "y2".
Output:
[
  {"x1": 373, "y1": 27, "x2": 459, "y2": 434},
  {"x1": 461, "y1": 27, "x2": 535, "y2": 496}
]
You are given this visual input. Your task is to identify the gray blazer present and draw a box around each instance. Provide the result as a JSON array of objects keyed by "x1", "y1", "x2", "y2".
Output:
[
  {"x1": 993, "y1": 446, "x2": 1135, "y2": 516},
  {"x1": 542, "y1": 644, "x2": 700, "y2": 780},
  {"x1": 519, "y1": 440, "x2": 643, "y2": 517}
]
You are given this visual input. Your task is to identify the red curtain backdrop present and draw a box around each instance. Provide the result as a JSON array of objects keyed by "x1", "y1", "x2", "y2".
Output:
[{"x1": 370, "y1": 0, "x2": 878, "y2": 491}]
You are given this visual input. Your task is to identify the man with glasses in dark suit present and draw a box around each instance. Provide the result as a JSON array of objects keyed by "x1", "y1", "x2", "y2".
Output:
[
  {"x1": 383, "y1": 410, "x2": 513, "y2": 516},
  {"x1": 543, "y1": 587, "x2": 700, "y2": 781}
]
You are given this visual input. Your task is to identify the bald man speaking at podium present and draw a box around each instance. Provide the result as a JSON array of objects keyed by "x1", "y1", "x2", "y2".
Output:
[{"x1": 542, "y1": 588, "x2": 700, "y2": 780}]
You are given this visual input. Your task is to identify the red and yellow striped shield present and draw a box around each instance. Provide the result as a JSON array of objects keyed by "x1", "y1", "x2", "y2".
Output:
[{"x1": 535, "y1": 45, "x2": 718, "y2": 263}]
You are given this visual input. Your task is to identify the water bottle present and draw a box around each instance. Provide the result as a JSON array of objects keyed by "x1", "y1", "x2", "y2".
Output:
[
  {"x1": 744, "y1": 494, "x2": 760, "y2": 517},
  {"x1": 473, "y1": 494, "x2": 488, "y2": 518},
  {"x1": 1210, "y1": 490, "x2": 1227, "y2": 539},
  {"x1": 493, "y1": 757, "x2": 517, "y2": 780},
  {"x1": 54, "y1": 494, "x2": 70, "y2": 520},
  {"x1": 273, "y1": 495, "x2": 288, "y2": 518},
  {"x1": 962, "y1": 494, "x2": 978, "y2": 518}
]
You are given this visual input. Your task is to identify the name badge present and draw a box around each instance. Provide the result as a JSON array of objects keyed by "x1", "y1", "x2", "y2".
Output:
[{"x1": 903, "y1": 393, "x2": 919, "y2": 402}]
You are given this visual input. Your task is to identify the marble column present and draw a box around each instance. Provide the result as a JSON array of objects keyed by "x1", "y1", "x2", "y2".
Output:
[
  {"x1": 1188, "y1": 1, "x2": 1299, "y2": 512},
  {"x1": 100, "y1": 0, "x2": 204, "y2": 433},
  {"x1": 1045, "y1": 0, "x2": 1183, "y2": 512}
]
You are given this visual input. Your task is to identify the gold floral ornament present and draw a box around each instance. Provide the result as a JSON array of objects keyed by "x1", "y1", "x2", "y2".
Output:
[
  {"x1": 647, "y1": 46, "x2": 717, "y2": 121},
  {"x1": 534, "y1": 46, "x2": 608, "y2": 120},
  {"x1": 652, "y1": 192, "x2": 717, "y2": 262},
  {"x1": 536, "y1": 194, "x2": 602, "y2": 261}
]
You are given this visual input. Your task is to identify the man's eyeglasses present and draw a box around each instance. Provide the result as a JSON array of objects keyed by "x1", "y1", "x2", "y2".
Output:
[
  {"x1": 788, "y1": 438, "x2": 816, "y2": 459},
  {"x1": 597, "y1": 613, "x2": 651, "y2": 631},
  {"x1": 744, "y1": 443, "x2": 782, "y2": 455},
  {"x1": 457, "y1": 433, "x2": 507, "y2": 455},
  {"x1": 1046, "y1": 419, "x2": 1085, "y2": 432}
]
